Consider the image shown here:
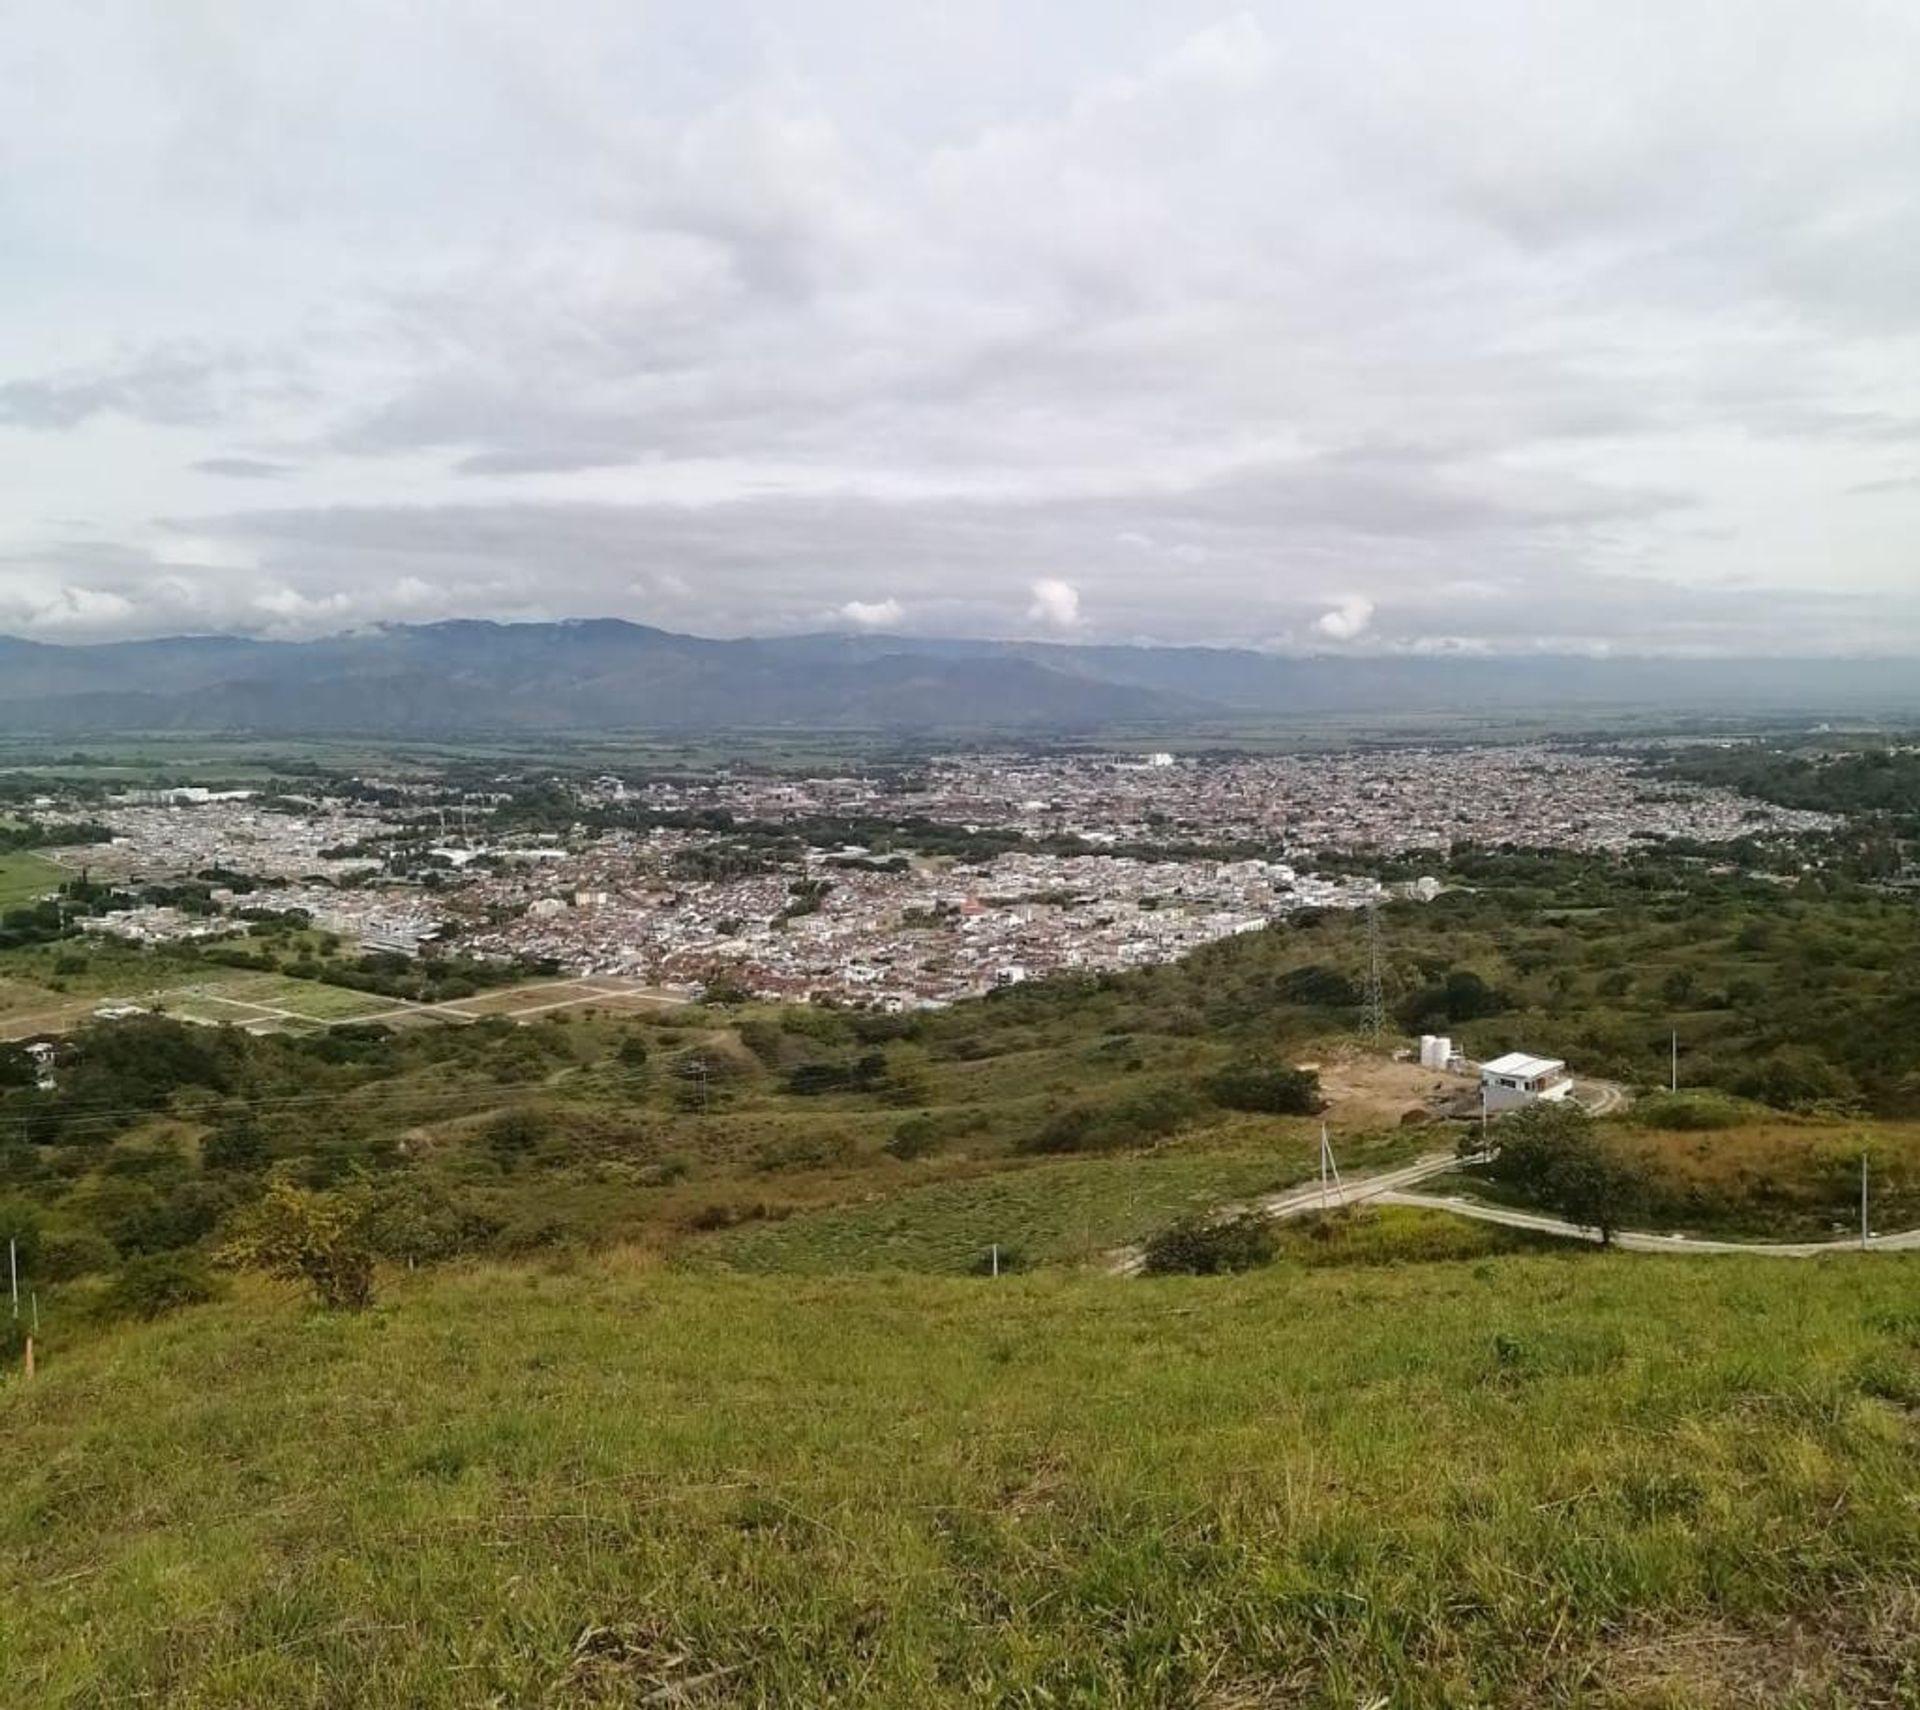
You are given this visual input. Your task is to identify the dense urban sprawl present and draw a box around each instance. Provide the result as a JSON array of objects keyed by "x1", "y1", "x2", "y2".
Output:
[{"x1": 22, "y1": 746, "x2": 1834, "y2": 1008}]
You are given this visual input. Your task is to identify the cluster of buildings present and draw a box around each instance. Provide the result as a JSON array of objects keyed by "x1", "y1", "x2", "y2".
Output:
[
  {"x1": 448, "y1": 843, "x2": 1390, "y2": 1006},
  {"x1": 62, "y1": 797, "x2": 393, "y2": 883},
  {"x1": 604, "y1": 746, "x2": 1837, "y2": 854},
  {"x1": 14, "y1": 742, "x2": 1834, "y2": 1007}
]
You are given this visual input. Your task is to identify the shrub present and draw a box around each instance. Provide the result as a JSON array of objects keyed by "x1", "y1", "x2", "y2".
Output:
[
  {"x1": 0, "y1": 1198, "x2": 40, "y2": 1271},
  {"x1": 1204, "y1": 1063, "x2": 1325, "y2": 1116},
  {"x1": 886, "y1": 1116, "x2": 942, "y2": 1161},
  {"x1": 1735, "y1": 1046, "x2": 1858, "y2": 1114},
  {"x1": 1021, "y1": 1088, "x2": 1200, "y2": 1155},
  {"x1": 785, "y1": 1061, "x2": 843, "y2": 1096},
  {"x1": 366, "y1": 1178, "x2": 498, "y2": 1266},
  {"x1": 96, "y1": 1253, "x2": 223, "y2": 1321},
  {"x1": 35, "y1": 1228, "x2": 117, "y2": 1280},
  {"x1": 219, "y1": 1181, "x2": 377, "y2": 1309},
  {"x1": 202, "y1": 1117, "x2": 270, "y2": 1174},
  {"x1": 484, "y1": 1107, "x2": 544, "y2": 1164},
  {"x1": 1142, "y1": 1213, "x2": 1277, "y2": 1276},
  {"x1": 1279, "y1": 965, "x2": 1361, "y2": 1008},
  {"x1": 1632, "y1": 1091, "x2": 1749, "y2": 1132}
]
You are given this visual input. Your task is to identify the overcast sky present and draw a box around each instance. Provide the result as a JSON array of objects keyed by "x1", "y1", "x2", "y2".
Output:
[{"x1": 4, "y1": 1, "x2": 1919, "y2": 654}]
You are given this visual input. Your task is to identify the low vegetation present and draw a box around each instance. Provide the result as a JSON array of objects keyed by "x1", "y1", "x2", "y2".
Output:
[{"x1": 11, "y1": 1253, "x2": 1920, "y2": 1704}]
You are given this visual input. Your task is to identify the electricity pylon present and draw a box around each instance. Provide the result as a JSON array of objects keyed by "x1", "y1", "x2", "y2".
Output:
[{"x1": 1359, "y1": 898, "x2": 1386, "y2": 1044}]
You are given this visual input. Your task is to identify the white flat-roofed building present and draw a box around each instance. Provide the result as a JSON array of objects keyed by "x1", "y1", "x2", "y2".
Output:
[{"x1": 1480, "y1": 1051, "x2": 1573, "y2": 1111}]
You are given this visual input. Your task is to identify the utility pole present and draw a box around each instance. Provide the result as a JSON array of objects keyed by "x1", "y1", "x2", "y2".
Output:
[
  {"x1": 1320, "y1": 1124, "x2": 1344, "y2": 1209},
  {"x1": 8, "y1": 1238, "x2": 14, "y2": 1319},
  {"x1": 1359, "y1": 899, "x2": 1386, "y2": 1045}
]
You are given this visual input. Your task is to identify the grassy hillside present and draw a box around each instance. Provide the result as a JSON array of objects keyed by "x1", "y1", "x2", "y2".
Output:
[{"x1": 9, "y1": 1249, "x2": 1920, "y2": 1705}]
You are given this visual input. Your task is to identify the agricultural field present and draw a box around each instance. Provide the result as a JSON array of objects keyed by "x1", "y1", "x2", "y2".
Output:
[
  {"x1": 11, "y1": 1249, "x2": 1920, "y2": 1705},
  {"x1": 0, "y1": 851, "x2": 61, "y2": 910}
]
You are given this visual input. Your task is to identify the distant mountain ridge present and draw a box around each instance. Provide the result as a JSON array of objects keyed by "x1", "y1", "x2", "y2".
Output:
[{"x1": 0, "y1": 619, "x2": 1915, "y2": 735}]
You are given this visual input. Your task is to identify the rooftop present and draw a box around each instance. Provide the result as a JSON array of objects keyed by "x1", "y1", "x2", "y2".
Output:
[{"x1": 1481, "y1": 1052, "x2": 1568, "y2": 1080}]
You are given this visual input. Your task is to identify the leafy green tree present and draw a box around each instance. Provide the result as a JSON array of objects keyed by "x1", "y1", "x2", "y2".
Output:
[
  {"x1": 1485, "y1": 1101, "x2": 1646, "y2": 1246},
  {"x1": 220, "y1": 1181, "x2": 376, "y2": 1309},
  {"x1": 366, "y1": 1177, "x2": 496, "y2": 1266}
]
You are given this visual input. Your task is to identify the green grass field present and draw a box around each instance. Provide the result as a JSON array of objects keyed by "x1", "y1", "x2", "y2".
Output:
[
  {"x1": 686, "y1": 1131, "x2": 1422, "y2": 1274},
  {"x1": 0, "y1": 851, "x2": 62, "y2": 909},
  {"x1": 9, "y1": 1248, "x2": 1920, "y2": 1706},
  {"x1": 181, "y1": 972, "x2": 406, "y2": 1022}
]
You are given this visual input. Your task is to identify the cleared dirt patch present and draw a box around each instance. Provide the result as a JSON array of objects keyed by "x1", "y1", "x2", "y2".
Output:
[{"x1": 1310, "y1": 1045, "x2": 1472, "y2": 1126}]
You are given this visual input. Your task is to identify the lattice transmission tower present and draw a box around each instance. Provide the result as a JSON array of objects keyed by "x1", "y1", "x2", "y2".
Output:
[{"x1": 1359, "y1": 898, "x2": 1386, "y2": 1044}]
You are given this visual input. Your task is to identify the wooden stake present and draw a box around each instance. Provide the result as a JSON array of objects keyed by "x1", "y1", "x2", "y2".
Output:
[{"x1": 23, "y1": 1336, "x2": 33, "y2": 1381}]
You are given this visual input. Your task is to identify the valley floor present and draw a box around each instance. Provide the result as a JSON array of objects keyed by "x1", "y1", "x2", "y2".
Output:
[{"x1": 8, "y1": 1252, "x2": 1920, "y2": 1706}]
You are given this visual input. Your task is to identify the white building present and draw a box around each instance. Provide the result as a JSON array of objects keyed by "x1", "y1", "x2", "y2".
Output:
[{"x1": 1480, "y1": 1051, "x2": 1573, "y2": 1111}]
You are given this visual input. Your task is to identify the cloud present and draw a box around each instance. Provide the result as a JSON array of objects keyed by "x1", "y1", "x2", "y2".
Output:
[
  {"x1": 192, "y1": 457, "x2": 294, "y2": 480},
  {"x1": 838, "y1": 596, "x2": 904, "y2": 629},
  {"x1": 1, "y1": 3, "x2": 1920, "y2": 653},
  {"x1": 0, "y1": 345, "x2": 292, "y2": 431},
  {"x1": 1315, "y1": 596, "x2": 1376, "y2": 642},
  {"x1": 1027, "y1": 578, "x2": 1081, "y2": 629}
]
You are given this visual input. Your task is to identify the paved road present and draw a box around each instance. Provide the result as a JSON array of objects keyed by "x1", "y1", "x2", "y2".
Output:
[
  {"x1": 1376, "y1": 1189, "x2": 1920, "y2": 1256},
  {"x1": 1108, "y1": 1149, "x2": 1465, "y2": 1275},
  {"x1": 1111, "y1": 1147, "x2": 1920, "y2": 1273}
]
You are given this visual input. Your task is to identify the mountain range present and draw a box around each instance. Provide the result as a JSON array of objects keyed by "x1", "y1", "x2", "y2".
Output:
[{"x1": 0, "y1": 620, "x2": 1916, "y2": 735}]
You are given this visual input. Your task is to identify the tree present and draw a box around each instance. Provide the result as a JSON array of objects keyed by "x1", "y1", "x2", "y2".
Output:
[
  {"x1": 366, "y1": 1177, "x2": 495, "y2": 1267},
  {"x1": 219, "y1": 1181, "x2": 376, "y2": 1309},
  {"x1": 1485, "y1": 1101, "x2": 1645, "y2": 1246},
  {"x1": 0, "y1": 1043, "x2": 36, "y2": 1091},
  {"x1": 1279, "y1": 965, "x2": 1360, "y2": 1008},
  {"x1": 202, "y1": 1114, "x2": 268, "y2": 1174}
]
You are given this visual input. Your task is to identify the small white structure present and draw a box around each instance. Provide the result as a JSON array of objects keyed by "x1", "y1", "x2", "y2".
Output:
[
  {"x1": 1480, "y1": 1052, "x2": 1573, "y2": 1111},
  {"x1": 1418, "y1": 1033, "x2": 1455, "y2": 1071}
]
